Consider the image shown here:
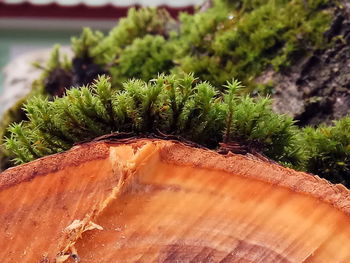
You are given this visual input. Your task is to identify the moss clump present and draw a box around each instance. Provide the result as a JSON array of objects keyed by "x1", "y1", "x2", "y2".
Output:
[
  {"x1": 90, "y1": 8, "x2": 174, "y2": 65},
  {"x1": 5, "y1": 73, "x2": 350, "y2": 185},
  {"x1": 1, "y1": 0, "x2": 333, "y2": 116},
  {"x1": 176, "y1": 0, "x2": 332, "y2": 87},
  {"x1": 4, "y1": 74, "x2": 302, "y2": 167},
  {"x1": 302, "y1": 117, "x2": 350, "y2": 186},
  {"x1": 0, "y1": 1, "x2": 343, "y2": 175},
  {"x1": 5, "y1": 74, "x2": 349, "y2": 185},
  {"x1": 0, "y1": 46, "x2": 69, "y2": 170},
  {"x1": 31, "y1": 45, "x2": 72, "y2": 98},
  {"x1": 0, "y1": 97, "x2": 29, "y2": 170},
  {"x1": 32, "y1": 0, "x2": 333, "y2": 91},
  {"x1": 109, "y1": 35, "x2": 175, "y2": 86}
]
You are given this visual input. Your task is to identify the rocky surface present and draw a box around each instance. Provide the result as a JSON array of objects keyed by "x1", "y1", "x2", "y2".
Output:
[{"x1": 264, "y1": 4, "x2": 350, "y2": 126}]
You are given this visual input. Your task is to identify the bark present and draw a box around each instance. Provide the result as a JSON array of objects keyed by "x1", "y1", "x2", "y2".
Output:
[{"x1": 1, "y1": 139, "x2": 350, "y2": 262}]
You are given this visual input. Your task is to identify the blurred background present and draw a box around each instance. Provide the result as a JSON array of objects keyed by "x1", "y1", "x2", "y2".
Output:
[{"x1": 0, "y1": 0, "x2": 203, "y2": 112}]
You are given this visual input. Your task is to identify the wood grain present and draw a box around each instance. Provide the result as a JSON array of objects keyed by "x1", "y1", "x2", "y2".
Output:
[{"x1": 1, "y1": 139, "x2": 350, "y2": 262}]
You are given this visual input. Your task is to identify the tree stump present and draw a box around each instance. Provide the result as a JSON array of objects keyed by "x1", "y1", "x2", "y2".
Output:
[{"x1": 1, "y1": 139, "x2": 350, "y2": 262}]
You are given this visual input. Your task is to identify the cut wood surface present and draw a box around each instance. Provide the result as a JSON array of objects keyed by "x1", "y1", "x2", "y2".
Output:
[{"x1": 1, "y1": 139, "x2": 350, "y2": 263}]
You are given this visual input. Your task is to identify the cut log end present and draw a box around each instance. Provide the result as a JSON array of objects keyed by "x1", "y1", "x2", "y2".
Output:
[{"x1": 1, "y1": 139, "x2": 350, "y2": 263}]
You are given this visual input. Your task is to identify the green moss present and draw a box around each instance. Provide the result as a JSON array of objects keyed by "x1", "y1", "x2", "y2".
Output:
[
  {"x1": 38, "y1": 0, "x2": 334, "y2": 91},
  {"x1": 302, "y1": 117, "x2": 350, "y2": 186},
  {"x1": 110, "y1": 35, "x2": 175, "y2": 87},
  {"x1": 88, "y1": 7, "x2": 174, "y2": 65},
  {"x1": 4, "y1": 74, "x2": 350, "y2": 186},
  {"x1": 71, "y1": 28, "x2": 105, "y2": 59},
  {"x1": 0, "y1": 0, "x2": 342, "y2": 177},
  {"x1": 176, "y1": 0, "x2": 332, "y2": 88},
  {"x1": 0, "y1": 46, "x2": 68, "y2": 170},
  {"x1": 4, "y1": 74, "x2": 301, "y2": 167},
  {"x1": 32, "y1": 45, "x2": 72, "y2": 97}
]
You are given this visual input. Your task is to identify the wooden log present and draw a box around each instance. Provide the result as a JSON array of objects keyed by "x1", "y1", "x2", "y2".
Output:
[{"x1": 1, "y1": 139, "x2": 350, "y2": 262}]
